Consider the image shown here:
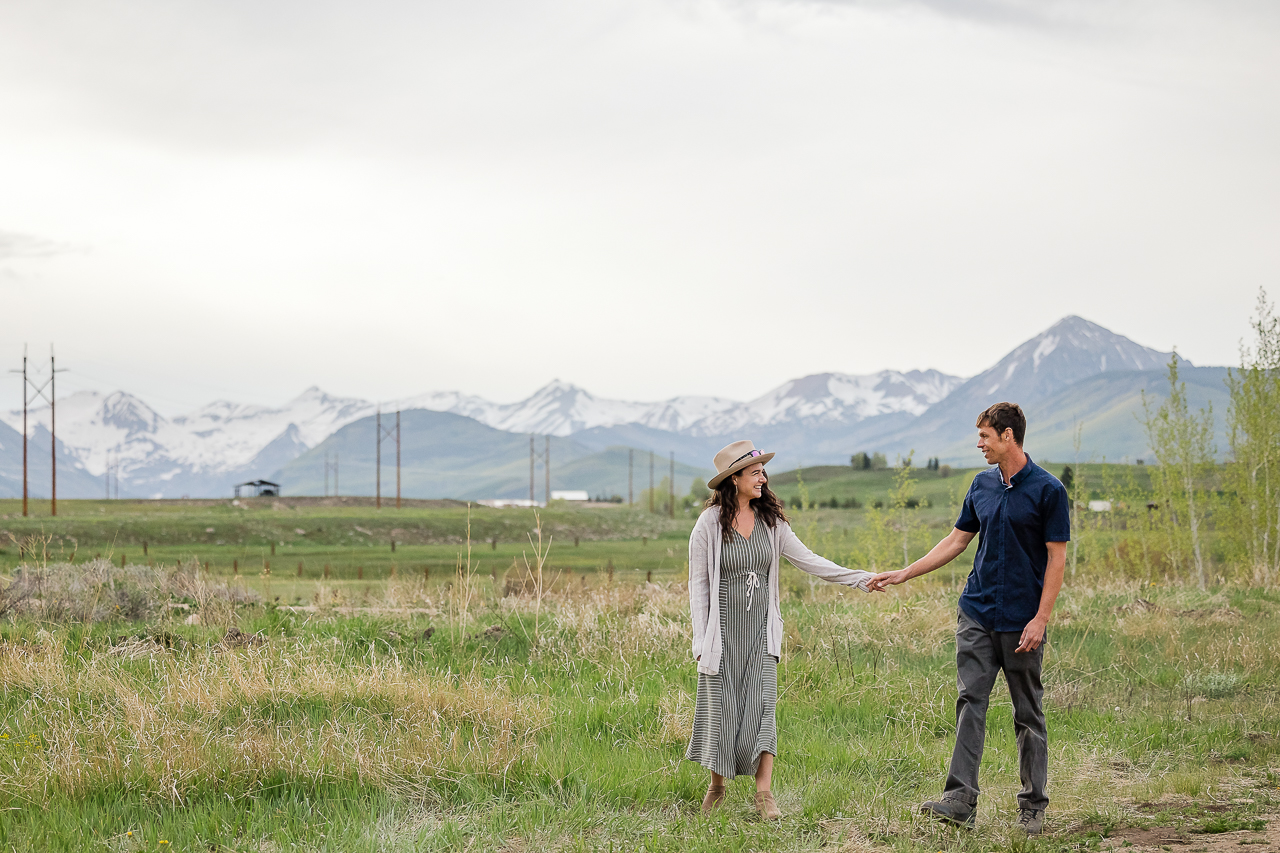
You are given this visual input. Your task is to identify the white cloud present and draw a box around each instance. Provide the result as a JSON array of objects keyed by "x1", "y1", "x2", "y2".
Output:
[{"x1": 0, "y1": 0, "x2": 1277, "y2": 414}]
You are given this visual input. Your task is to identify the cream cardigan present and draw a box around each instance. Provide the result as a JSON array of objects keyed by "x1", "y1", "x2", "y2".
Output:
[{"x1": 689, "y1": 507, "x2": 874, "y2": 676}]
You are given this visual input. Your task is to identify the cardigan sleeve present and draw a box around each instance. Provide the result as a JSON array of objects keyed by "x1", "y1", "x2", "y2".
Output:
[
  {"x1": 779, "y1": 523, "x2": 874, "y2": 591},
  {"x1": 689, "y1": 511, "x2": 713, "y2": 659}
]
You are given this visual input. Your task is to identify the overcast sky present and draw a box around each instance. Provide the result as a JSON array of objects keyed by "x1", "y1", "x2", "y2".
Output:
[{"x1": 2, "y1": 0, "x2": 1278, "y2": 415}]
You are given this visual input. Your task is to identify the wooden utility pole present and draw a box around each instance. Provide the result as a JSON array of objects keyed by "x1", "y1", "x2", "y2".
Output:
[
  {"x1": 10, "y1": 345, "x2": 63, "y2": 516},
  {"x1": 51, "y1": 347, "x2": 64, "y2": 516},
  {"x1": 375, "y1": 409, "x2": 382, "y2": 508},
  {"x1": 545, "y1": 435, "x2": 551, "y2": 507},
  {"x1": 669, "y1": 451, "x2": 675, "y2": 518},
  {"x1": 529, "y1": 436, "x2": 535, "y2": 503},
  {"x1": 324, "y1": 450, "x2": 329, "y2": 497},
  {"x1": 396, "y1": 410, "x2": 401, "y2": 508},
  {"x1": 628, "y1": 449, "x2": 633, "y2": 506},
  {"x1": 649, "y1": 450, "x2": 654, "y2": 513},
  {"x1": 334, "y1": 452, "x2": 339, "y2": 496},
  {"x1": 9, "y1": 349, "x2": 27, "y2": 517}
]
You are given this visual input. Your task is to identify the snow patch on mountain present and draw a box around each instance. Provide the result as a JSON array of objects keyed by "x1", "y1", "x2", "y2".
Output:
[
  {"x1": 935, "y1": 315, "x2": 1176, "y2": 414},
  {"x1": 689, "y1": 370, "x2": 965, "y2": 436}
]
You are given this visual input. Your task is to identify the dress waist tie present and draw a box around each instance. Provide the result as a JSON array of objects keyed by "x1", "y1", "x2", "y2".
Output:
[{"x1": 745, "y1": 570, "x2": 761, "y2": 611}]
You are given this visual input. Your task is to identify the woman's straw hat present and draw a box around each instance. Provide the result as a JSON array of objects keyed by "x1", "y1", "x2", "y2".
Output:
[{"x1": 707, "y1": 440, "x2": 775, "y2": 489}]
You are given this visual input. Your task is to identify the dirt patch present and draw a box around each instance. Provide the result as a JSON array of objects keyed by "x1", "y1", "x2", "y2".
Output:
[
  {"x1": 1100, "y1": 814, "x2": 1275, "y2": 853},
  {"x1": 220, "y1": 627, "x2": 266, "y2": 648}
]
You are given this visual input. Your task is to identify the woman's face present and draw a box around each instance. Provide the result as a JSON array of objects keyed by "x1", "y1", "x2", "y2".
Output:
[{"x1": 732, "y1": 463, "x2": 767, "y2": 501}]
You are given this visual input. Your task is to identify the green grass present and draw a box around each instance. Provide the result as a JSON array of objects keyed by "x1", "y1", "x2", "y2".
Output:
[
  {"x1": 0, "y1": 498, "x2": 693, "y2": 581},
  {"x1": 2, "y1": 549, "x2": 1278, "y2": 851},
  {"x1": 1, "y1": 495, "x2": 1277, "y2": 850}
]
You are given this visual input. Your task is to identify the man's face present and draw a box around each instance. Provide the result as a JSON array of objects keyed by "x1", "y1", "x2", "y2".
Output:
[{"x1": 976, "y1": 422, "x2": 1016, "y2": 466}]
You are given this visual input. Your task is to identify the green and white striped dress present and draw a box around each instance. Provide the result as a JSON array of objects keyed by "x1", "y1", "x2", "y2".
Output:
[{"x1": 685, "y1": 521, "x2": 778, "y2": 778}]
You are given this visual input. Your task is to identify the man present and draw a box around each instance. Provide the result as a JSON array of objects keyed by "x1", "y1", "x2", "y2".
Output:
[{"x1": 869, "y1": 402, "x2": 1069, "y2": 835}]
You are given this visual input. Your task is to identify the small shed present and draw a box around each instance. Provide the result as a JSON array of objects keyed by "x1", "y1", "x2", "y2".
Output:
[{"x1": 234, "y1": 479, "x2": 280, "y2": 498}]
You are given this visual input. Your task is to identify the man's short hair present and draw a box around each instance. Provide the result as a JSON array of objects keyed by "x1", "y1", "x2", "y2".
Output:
[{"x1": 977, "y1": 402, "x2": 1026, "y2": 446}]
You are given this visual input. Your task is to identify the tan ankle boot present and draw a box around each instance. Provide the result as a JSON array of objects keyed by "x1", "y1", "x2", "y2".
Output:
[
  {"x1": 754, "y1": 790, "x2": 781, "y2": 820},
  {"x1": 701, "y1": 785, "x2": 726, "y2": 812}
]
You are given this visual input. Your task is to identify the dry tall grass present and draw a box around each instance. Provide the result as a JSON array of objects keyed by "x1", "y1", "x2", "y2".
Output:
[{"x1": 0, "y1": 636, "x2": 546, "y2": 802}]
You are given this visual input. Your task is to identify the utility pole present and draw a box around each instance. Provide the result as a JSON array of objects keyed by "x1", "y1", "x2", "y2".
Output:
[
  {"x1": 530, "y1": 436, "x2": 535, "y2": 503},
  {"x1": 375, "y1": 409, "x2": 381, "y2": 508},
  {"x1": 669, "y1": 451, "x2": 675, "y2": 519},
  {"x1": 9, "y1": 348, "x2": 27, "y2": 516},
  {"x1": 51, "y1": 346, "x2": 64, "y2": 516},
  {"x1": 545, "y1": 435, "x2": 551, "y2": 507},
  {"x1": 628, "y1": 449, "x2": 633, "y2": 506},
  {"x1": 105, "y1": 449, "x2": 111, "y2": 500},
  {"x1": 324, "y1": 451, "x2": 339, "y2": 497},
  {"x1": 649, "y1": 450, "x2": 654, "y2": 513},
  {"x1": 10, "y1": 345, "x2": 63, "y2": 516},
  {"x1": 375, "y1": 408, "x2": 398, "y2": 509}
]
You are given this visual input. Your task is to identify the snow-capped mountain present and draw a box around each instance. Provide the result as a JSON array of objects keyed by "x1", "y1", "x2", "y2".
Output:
[
  {"x1": 922, "y1": 315, "x2": 1177, "y2": 421},
  {"x1": 0, "y1": 315, "x2": 1189, "y2": 498},
  {"x1": 688, "y1": 370, "x2": 964, "y2": 436}
]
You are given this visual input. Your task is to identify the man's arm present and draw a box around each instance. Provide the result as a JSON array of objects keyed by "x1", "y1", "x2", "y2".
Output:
[
  {"x1": 868, "y1": 527, "x2": 976, "y2": 591},
  {"x1": 1015, "y1": 540, "x2": 1066, "y2": 653}
]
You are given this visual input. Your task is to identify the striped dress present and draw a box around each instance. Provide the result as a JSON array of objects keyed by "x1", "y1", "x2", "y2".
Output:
[{"x1": 685, "y1": 521, "x2": 778, "y2": 778}]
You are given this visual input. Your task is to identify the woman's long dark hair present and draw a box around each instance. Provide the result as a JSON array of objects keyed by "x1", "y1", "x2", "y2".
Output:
[{"x1": 706, "y1": 468, "x2": 787, "y2": 544}]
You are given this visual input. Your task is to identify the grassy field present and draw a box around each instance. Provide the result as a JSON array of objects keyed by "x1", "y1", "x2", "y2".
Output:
[
  {"x1": 1, "y1": 493, "x2": 1278, "y2": 851},
  {"x1": 768, "y1": 463, "x2": 1155, "y2": 510},
  {"x1": 0, "y1": 498, "x2": 694, "y2": 589}
]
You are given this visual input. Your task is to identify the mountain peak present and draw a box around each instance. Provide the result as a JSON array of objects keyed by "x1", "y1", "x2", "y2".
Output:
[{"x1": 930, "y1": 315, "x2": 1177, "y2": 415}]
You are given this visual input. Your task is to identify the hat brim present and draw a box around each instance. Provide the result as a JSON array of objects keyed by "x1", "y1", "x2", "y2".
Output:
[{"x1": 708, "y1": 451, "x2": 775, "y2": 489}]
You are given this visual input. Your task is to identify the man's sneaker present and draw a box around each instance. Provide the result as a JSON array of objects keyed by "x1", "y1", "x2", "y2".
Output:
[
  {"x1": 1017, "y1": 808, "x2": 1045, "y2": 835},
  {"x1": 920, "y1": 798, "x2": 975, "y2": 829}
]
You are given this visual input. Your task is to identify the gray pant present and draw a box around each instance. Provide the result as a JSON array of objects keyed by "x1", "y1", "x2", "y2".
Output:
[{"x1": 943, "y1": 608, "x2": 1048, "y2": 811}]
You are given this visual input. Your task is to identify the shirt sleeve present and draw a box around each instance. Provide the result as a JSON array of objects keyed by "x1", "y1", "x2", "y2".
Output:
[
  {"x1": 955, "y1": 481, "x2": 980, "y2": 533},
  {"x1": 1043, "y1": 480, "x2": 1071, "y2": 541}
]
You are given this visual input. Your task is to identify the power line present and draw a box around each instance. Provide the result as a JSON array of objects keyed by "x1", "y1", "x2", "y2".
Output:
[
  {"x1": 669, "y1": 451, "x2": 675, "y2": 519},
  {"x1": 375, "y1": 408, "x2": 400, "y2": 509},
  {"x1": 9, "y1": 344, "x2": 65, "y2": 516}
]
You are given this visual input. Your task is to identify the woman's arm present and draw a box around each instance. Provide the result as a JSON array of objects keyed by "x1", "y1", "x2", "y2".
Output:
[
  {"x1": 689, "y1": 515, "x2": 713, "y2": 660},
  {"x1": 779, "y1": 524, "x2": 875, "y2": 591}
]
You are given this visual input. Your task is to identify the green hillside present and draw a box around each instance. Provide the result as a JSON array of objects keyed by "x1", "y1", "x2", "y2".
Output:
[
  {"x1": 924, "y1": 367, "x2": 1231, "y2": 464},
  {"x1": 277, "y1": 410, "x2": 711, "y2": 500},
  {"x1": 768, "y1": 460, "x2": 1156, "y2": 513}
]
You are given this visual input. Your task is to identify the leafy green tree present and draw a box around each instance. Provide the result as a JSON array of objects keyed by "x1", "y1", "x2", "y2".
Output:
[
  {"x1": 890, "y1": 452, "x2": 922, "y2": 566},
  {"x1": 851, "y1": 452, "x2": 871, "y2": 470},
  {"x1": 1226, "y1": 288, "x2": 1280, "y2": 585},
  {"x1": 1142, "y1": 351, "x2": 1216, "y2": 589},
  {"x1": 688, "y1": 477, "x2": 710, "y2": 502},
  {"x1": 871, "y1": 452, "x2": 887, "y2": 471}
]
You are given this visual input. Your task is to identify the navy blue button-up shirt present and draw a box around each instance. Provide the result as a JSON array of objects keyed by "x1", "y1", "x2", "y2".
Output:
[{"x1": 955, "y1": 456, "x2": 1070, "y2": 632}]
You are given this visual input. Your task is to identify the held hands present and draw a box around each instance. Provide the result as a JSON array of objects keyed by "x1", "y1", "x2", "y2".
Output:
[
  {"x1": 1015, "y1": 616, "x2": 1048, "y2": 653},
  {"x1": 867, "y1": 568, "x2": 909, "y2": 593}
]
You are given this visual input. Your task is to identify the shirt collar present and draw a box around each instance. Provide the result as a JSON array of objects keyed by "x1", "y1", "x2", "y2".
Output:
[{"x1": 998, "y1": 454, "x2": 1036, "y2": 489}]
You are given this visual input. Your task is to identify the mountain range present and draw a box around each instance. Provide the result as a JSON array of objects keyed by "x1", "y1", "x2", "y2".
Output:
[{"x1": 0, "y1": 316, "x2": 1232, "y2": 500}]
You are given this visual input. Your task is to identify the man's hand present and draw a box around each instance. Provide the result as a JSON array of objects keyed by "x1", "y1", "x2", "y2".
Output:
[
  {"x1": 868, "y1": 569, "x2": 909, "y2": 592},
  {"x1": 1015, "y1": 615, "x2": 1047, "y2": 652}
]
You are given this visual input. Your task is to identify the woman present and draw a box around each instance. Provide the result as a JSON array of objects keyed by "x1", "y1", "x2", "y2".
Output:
[{"x1": 687, "y1": 440, "x2": 874, "y2": 819}]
